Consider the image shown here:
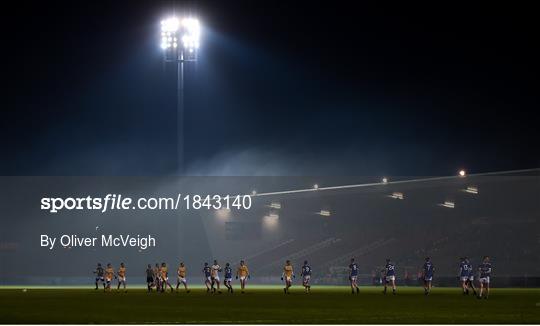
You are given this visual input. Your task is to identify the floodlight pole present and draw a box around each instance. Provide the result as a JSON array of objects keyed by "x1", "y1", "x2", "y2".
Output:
[
  {"x1": 161, "y1": 17, "x2": 199, "y2": 174},
  {"x1": 177, "y1": 52, "x2": 184, "y2": 174}
]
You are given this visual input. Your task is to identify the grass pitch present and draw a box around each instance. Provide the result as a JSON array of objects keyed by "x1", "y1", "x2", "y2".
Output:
[{"x1": 0, "y1": 286, "x2": 539, "y2": 324}]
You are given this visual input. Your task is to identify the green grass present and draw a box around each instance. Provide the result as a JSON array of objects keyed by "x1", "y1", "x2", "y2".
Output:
[{"x1": 1, "y1": 286, "x2": 539, "y2": 324}]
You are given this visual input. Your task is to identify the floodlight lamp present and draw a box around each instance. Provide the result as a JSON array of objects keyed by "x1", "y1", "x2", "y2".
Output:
[
  {"x1": 318, "y1": 210, "x2": 331, "y2": 217},
  {"x1": 161, "y1": 17, "x2": 180, "y2": 32}
]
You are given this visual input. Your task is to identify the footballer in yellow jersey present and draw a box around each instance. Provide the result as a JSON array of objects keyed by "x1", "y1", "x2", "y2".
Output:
[
  {"x1": 175, "y1": 262, "x2": 190, "y2": 293},
  {"x1": 104, "y1": 263, "x2": 114, "y2": 291},
  {"x1": 117, "y1": 262, "x2": 127, "y2": 292},
  {"x1": 160, "y1": 262, "x2": 173, "y2": 292},
  {"x1": 236, "y1": 260, "x2": 250, "y2": 293},
  {"x1": 281, "y1": 260, "x2": 294, "y2": 294}
]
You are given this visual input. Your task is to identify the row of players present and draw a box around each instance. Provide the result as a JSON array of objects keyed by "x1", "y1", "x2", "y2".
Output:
[{"x1": 92, "y1": 256, "x2": 493, "y2": 298}]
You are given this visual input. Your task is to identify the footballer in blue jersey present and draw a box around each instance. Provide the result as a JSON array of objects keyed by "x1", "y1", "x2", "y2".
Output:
[
  {"x1": 383, "y1": 259, "x2": 397, "y2": 295},
  {"x1": 300, "y1": 260, "x2": 312, "y2": 293},
  {"x1": 422, "y1": 257, "x2": 435, "y2": 295},
  {"x1": 203, "y1": 262, "x2": 212, "y2": 292},
  {"x1": 223, "y1": 263, "x2": 234, "y2": 293},
  {"x1": 477, "y1": 256, "x2": 492, "y2": 299},
  {"x1": 462, "y1": 257, "x2": 477, "y2": 296},
  {"x1": 93, "y1": 263, "x2": 105, "y2": 290},
  {"x1": 348, "y1": 258, "x2": 360, "y2": 294}
]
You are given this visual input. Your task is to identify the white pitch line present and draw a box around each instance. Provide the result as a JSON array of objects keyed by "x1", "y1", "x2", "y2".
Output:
[{"x1": 250, "y1": 168, "x2": 540, "y2": 198}]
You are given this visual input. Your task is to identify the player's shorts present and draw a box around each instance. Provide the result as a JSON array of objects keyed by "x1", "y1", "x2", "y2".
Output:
[
  {"x1": 303, "y1": 275, "x2": 311, "y2": 283},
  {"x1": 479, "y1": 277, "x2": 490, "y2": 284},
  {"x1": 350, "y1": 275, "x2": 357, "y2": 282},
  {"x1": 177, "y1": 277, "x2": 187, "y2": 284},
  {"x1": 239, "y1": 276, "x2": 247, "y2": 281},
  {"x1": 212, "y1": 276, "x2": 220, "y2": 282},
  {"x1": 206, "y1": 276, "x2": 212, "y2": 282},
  {"x1": 225, "y1": 277, "x2": 232, "y2": 282},
  {"x1": 285, "y1": 276, "x2": 292, "y2": 282},
  {"x1": 386, "y1": 275, "x2": 396, "y2": 282},
  {"x1": 118, "y1": 276, "x2": 126, "y2": 282},
  {"x1": 162, "y1": 277, "x2": 168, "y2": 282},
  {"x1": 146, "y1": 276, "x2": 153, "y2": 283},
  {"x1": 96, "y1": 276, "x2": 104, "y2": 282},
  {"x1": 105, "y1": 277, "x2": 112, "y2": 283},
  {"x1": 424, "y1": 276, "x2": 433, "y2": 282}
]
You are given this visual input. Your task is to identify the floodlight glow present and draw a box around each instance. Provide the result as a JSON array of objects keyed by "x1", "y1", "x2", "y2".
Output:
[
  {"x1": 215, "y1": 208, "x2": 231, "y2": 220},
  {"x1": 269, "y1": 202, "x2": 281, "y2": 209},
  {"x1": 464, "y1": 186, "x2": 479, "y2": 194},
  {"x1": 459, "y1": 170, "x2": 466, "y2": 177},
  {"x1": 439, "y1": 201, "x2": 455, "y2": 208},
  {"x1": 313, "y1": 184, "x2": 319, "y2": 190},
  {"x1": 388, "y1": 192, "x2": 404, "y2": 200},
  {"x1": 317, "y1": 210, "x2": 331, "y2": 217},
  {"x1": 160, "y1": 16, "x2": 201, "y2": 54},
  {"x1": 382, "y1": 177, "x2": 388, "y2": 184},
  {"x1": 161, "y1": 17, "x2": 180, "y2": 32},
  {"x1": 251, "y1": 190, "x2": 257, "y2": 196},
  {"x1": 263, "y1": 213, "x2": 279, "y2": 229}
]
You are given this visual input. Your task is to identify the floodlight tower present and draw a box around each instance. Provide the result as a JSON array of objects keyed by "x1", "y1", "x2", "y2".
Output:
[{"x1": 160, "y1": 17, "x2": 200, "y2": 173}]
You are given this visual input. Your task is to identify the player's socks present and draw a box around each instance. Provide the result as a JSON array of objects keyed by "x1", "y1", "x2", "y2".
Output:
[
  {"x1": 356, "y1": 287, "x2": 359, "y2": 294},
  {"x1": 284, "y1": 288, "x2": 287, "y2": 294},
  {"x1": 393, "y1": 289, "x2": 396, "y2": 295}
]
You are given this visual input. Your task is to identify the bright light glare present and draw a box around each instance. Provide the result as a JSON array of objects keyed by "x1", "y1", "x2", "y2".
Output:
[
  {"x1": 439, "y1": 201, "x2": 455, "y2": 208},
  {"x1": 388, "y1": 192, "x2": 404, "y2": 200},
  {"x1": 263, "y1": 213, "x2": 279, "y2": 229},
  {"x1": 269, "y1": 202, "x2": 281, "y2": 209},
  {"x1": 459, "y1": 170, "x2": 466, "y2": 177},
  {"x1": 161, "y1": 16, "x2": 200, "y2": 51},
  {"x1": 161, "y1": 17, "x2": 180, "y2": 32},
  {"x1": 464, "y1": 186, "x2": 478, "y2": 194},
  {"x1": 317, "y1": 210, "x2": 331, "y2": 217},
  {"x1": 382, "y1": 177, "x2": 388, "y2": 184},
  {"x1": 215, "y1": 208, "x2": 231, "y2": 220}
]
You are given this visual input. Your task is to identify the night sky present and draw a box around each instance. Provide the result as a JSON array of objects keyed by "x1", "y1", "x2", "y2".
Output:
[{"x1": 2, "y1": 1, "x2": 539, "y2": 176}]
